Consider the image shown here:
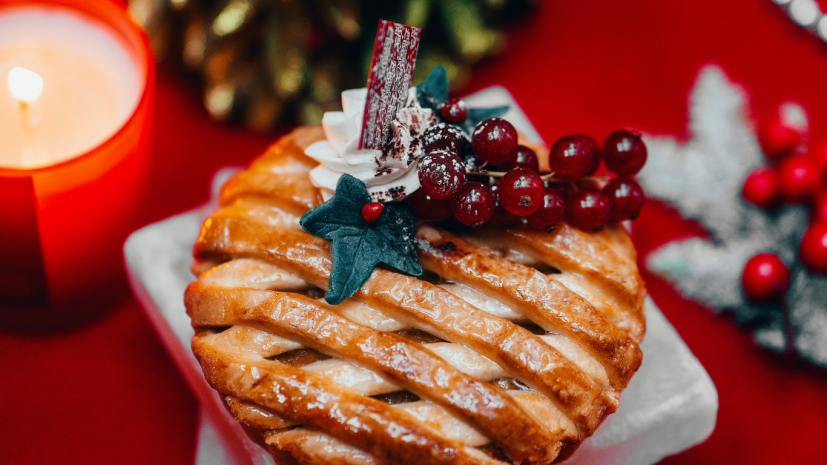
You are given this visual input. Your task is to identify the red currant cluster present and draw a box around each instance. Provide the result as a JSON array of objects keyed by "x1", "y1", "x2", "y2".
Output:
[
  {"x1": 408, "y1": 100, "x2": 648, "y2": 233},
  {"x1": 740, "y1": 105, "x2": 827, "y2": 281}
]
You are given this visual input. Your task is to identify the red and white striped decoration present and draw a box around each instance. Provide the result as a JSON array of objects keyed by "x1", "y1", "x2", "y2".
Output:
[{"x1": 359, "y1": 20, "x2": 421, "y2": 150}]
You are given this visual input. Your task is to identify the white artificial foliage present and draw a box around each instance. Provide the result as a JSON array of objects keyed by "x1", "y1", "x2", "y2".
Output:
[{"x1": 638, "y1": 66, "x2": 827, "y2": 366}]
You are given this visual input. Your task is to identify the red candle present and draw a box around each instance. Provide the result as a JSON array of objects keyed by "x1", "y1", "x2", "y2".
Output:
[{"x1": 0, "y1": 0, "x2": 154, "y2": 327}]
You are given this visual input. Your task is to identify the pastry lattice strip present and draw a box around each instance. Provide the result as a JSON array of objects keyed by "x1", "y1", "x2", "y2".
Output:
[{"x1": 188, "y1": 128, "x2": 645, "y2": 465}]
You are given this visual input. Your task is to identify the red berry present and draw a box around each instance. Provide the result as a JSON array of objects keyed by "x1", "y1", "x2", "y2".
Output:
[
  {"x1": 527, "y1": 187, "x2": 566, "y2": 230},
  {"x1": 546, "y1": 183, "x2": 573, "y2": 200},
  {"x1": 489, "y1": 184, "x2": 519, "y2": 227},
  {"x1": 800, "y1": 222, "x2": 827, "y2": 275},
  {"x1": 603, "y1": 178, "x2": 645, "y2": 221},
  {"x1": 418, "y1": 152, "x2": 466, "y2": 200},
  {"x1": 576, "y1": 134, "x2": 601, "y2": 175},
  {"x1": 741, "y1": 253, "x2": 790, "y2": 303},
  {"x1": 758, "y1": 103, "x2": 807, "y2": 161},
  {"x1": 566, "y1": 188, "x2": 610, "y2": 232},
  {"x1": 603, "y1": 130, "x2": 647, "y2": 176},
  {"x1": 811, "y1": 141, "x2": 827, "y2": 175},
  {"x1": 472, "y1": 118, "x2": 518, "y2": 164},
  {"x1": 440, "y1": 98, "x2": 467, "y2": 124},
  {"x1": 423, "y1": 123, "x2": 464, "y2": 156},
  {"x1": 741, "y1": 167, "x2": 780, "y2": 210},
  {"x1": 407, "y1": 189, "x2": 452, "y2": 222},
  {"x1": 451, "y1": 181, "x2": 495, "y2": 227},
  {"x1": 498, "y1": 145, "x2": 539, "y2": 172},
  {"x1": 498, "y1": 168, "x2": 544, "y2": 216},
  {"x1": 549, "y1": 135, "x2": 600, "y2": 181},
  {"x1": 813, "y1": 190, "x2": 827, "y2": 224},
  {"x1": 777, "y1": 156, "x2": 821, "y2": 204},
  {"x1": 361, "y1": 202, "x2": 383, "y2": 223}
]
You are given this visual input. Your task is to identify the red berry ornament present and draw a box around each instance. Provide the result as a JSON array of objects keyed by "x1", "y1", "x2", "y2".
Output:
[
  {"x1": 603, "y1": 130, "x2": 647, "y2": 176},
  {"x1": 499, "y1": 168, "x2": 544, "y2": 216},
  {"x1": 758, "y1": 103, "x2": 807, "y2": 160},
  {"x1": 566, "y1": 188, "x2": 610, "y2": 232},
  {"x1": 440, "y1": 98, "x2": 467, "y2": 124},
  {"x1": 361, "y1": 202, "x2": 384, "y2": 223},
  {"x1": 741, "y1": 167, "x2": 779, "y2": 210},
  {"x1": 813, "y1": 190, "x2": 827, "y2": 224},
  {"x1": 741, "y1": 253, "x2": 790, "y2": 303},
  {"x1": 418, "y1": 152, "x2": 466, "y2": 199},
  {"x1": 407, "y1": 189, "x2": 452, "y2": 222},
  {"x1": 451, "y1": 181, "x2": 496, "y2": 227},
  {"x1": 811, "y1": 141, "x2": 827, "y2": 175},
  {"x1": 549, "y1": 135, "x2": 600, "y2": 181},
  {"x1": 527, "y1": 187, "x2": 566, "y2": 230},
  {"x1": 472, "y1": 118, "x2": 518, "y2": 164},
  {"x1": 498, "y1": 145, "x2": 539, "y2": 172},
  {"x1": 603, "y1": 178, "x2": 645, "y2": 221},
  {"x1": 423, "y1": 123, "x2": 464, "y2": 156},
  {"x1": 800, "y1": 222, "x2": 827, "y2": 275},
  {"x1": 777, "y1": 156, "x2": 821, "y2": 204}
]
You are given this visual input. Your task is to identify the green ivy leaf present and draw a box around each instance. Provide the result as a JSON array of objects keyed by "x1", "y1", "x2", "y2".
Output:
[
  {"x1": 460, "y1": 105, "x2": 510, "y2": 135},
  {"x1": 416, "y1": 65, "x2": 449, "y2": 111},
  {"x1": 300, "y1": 174, "x2": 422, "y2": 305},
  {"x1": 416, "y1": 66, "x2": 510, "y2": 134}
]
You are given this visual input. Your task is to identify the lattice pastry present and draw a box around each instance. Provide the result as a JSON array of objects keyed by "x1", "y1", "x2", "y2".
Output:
[{"x1": 187, "y1": 126, "x2": 646, "y2": 465}]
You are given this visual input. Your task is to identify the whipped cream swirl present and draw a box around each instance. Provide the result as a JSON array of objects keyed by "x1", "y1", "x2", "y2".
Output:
[{"x1": 305, "y1": 88, "x2": 437, "y2": 202}]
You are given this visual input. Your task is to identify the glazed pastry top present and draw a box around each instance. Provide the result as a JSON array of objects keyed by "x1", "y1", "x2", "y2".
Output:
[{"x1": 188, "y1": 126, "x2": 646, "y2": 465}]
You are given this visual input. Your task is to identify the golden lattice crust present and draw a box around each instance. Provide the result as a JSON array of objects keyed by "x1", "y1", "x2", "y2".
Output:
[{"x1": 187, "y1": 127, "x2": 646, "y2": 465}]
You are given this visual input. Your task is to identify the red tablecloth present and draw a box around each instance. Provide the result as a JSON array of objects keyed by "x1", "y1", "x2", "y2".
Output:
[{"x1": 3, "y1": 0, "x2": 827, "y2": 463}]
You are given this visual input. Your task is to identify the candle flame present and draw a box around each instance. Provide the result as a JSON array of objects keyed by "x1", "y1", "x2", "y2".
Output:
[{"x1": 8, "y1": 67, "x2": 44, "y2": 103}]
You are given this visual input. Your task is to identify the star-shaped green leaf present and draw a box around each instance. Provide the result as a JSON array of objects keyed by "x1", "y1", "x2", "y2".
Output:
[
  {"x1": 300, "y1": 174, "x2": 422, "y2": 305},
  {"x1": 460, "y1": 105, "x2": 510, "y2": 135},
  {"x1": 416, "y1": 66, "x2": 509, "y2": 133},
  {"x1": 416, "y1": 66, "x2": 449, "y2": 111}
]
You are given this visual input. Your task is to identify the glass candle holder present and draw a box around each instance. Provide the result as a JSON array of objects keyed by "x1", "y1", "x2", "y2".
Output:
[{"x1": 0, "y1": 0, "x2": 154, "y2": 328}]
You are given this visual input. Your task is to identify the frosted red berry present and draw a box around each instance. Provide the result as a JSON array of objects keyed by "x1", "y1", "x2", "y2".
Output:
[
  {"x1": 361, "y1": 202, "x2": 383, "y2": 223},
  {"x1": 527, "y1": 187, "x2": 566, "y2": 230},
  {"x1": 800, "y1": 222, "x2": 827, "y2": 275},
  {"x1": 489, "y1": 184, "x2": 519, "y2": 227},
  {"x1": 549, "y1": 135, "x2": 599, "y2": 181},
  {"x1": 741, "y1": 253, "x2": 790, "y2": 302},
  {"x1": 546, "y1": 183, "x2": 573, "y2": 201},
  {"x1": 498, "y1": 168, "x2": 544, "y2": 216},
  {"x1": 498, "y1": 145, "x2": 539, "y2": 172},
  {"x1": 575, "y1": 134, "x2": 602, "y2": 175},
  {"x1": 741, "y1": 167, "x2": 779, "y2": 210},
  {"x1": 418, "y1": 152, "x2": 466, "y2": 200},
  {"x1": 423, "y1": 123, "x2": 464, "y2": 156},
  {"x1": 440, "y1": 98, "x2": 467, "y2": 124},
  {"x1": 603, "y1": 178, "x2": 645, "y2": 221},
  {"x1": 451, "y1": 181, "x2": 495, "y2": 227},
  {"x1": 472, "y1": 118, "x2": 518, "y2": 164},
  {"x1": 407, "y1": 189, "x2": 452, "y2": 222},
  {"x1": 777, "y1": 156, "x2": 821, "y2": 204},
  {"x1": 603, "y1": 130, "x2": 647, "y2": 176},
  {"x1": 566, "y1": 188, "x2": 610, "y2": 232}
]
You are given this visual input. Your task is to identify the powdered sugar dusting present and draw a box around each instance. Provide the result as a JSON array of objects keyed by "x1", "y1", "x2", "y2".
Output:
[{"x1": 360, "y1": 21, "x2": 421, "y2": 150}]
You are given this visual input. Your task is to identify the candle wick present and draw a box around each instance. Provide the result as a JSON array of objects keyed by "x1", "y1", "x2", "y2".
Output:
[
  {"x1": 19, "y1": 100, "x2": 35, "y2": 131},
  {"x1": 19, "y1": 101, "x2": 40, "y2": 167}
]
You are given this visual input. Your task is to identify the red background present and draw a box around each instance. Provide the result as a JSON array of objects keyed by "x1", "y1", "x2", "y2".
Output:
[{"x1": 2, "y1": 0, "x2": 827, "y2": 463}]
